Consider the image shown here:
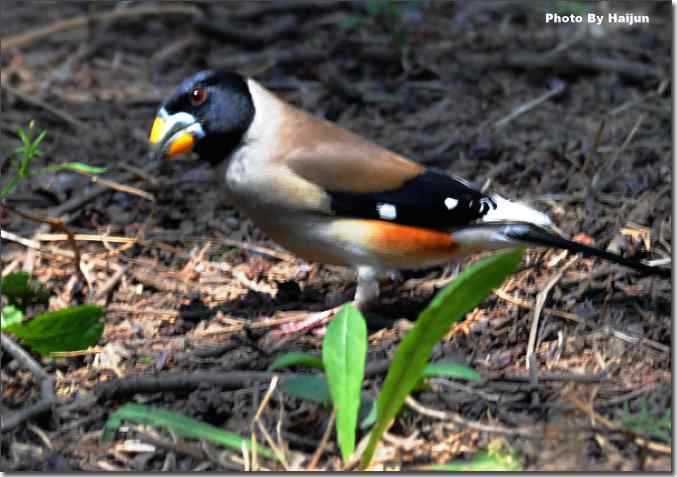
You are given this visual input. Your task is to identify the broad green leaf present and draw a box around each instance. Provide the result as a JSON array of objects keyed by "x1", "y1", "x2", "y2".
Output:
[
  {"x1": 1, "y1": 305, "x2": 24, "y2": 328},
  {"x1": 360, "y1": 249, "x2": 524, "y2": 469},
  {"x1": 3, "y1": 304, "x2": 104, "y2": 356},
  {"x1": 101, "y1": 404, "x2": 278, "y2": 461},
  {"x1": 422, "y1": 360, "x2": 483, "y2": 382},
  {"x1": 1, "y1": 271, "x2": 50, "y2": 311},
  {"x1": 268, "y1": 351, "x2": 324, "y2": 371},
  {"x1": 322, "y1": 303, "x2": 367, "y2": 462},
  {"x1": 279, "y1": 375, "x2": 331, "y2": 404}
]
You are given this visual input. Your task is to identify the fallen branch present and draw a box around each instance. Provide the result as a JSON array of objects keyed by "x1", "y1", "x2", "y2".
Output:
[
  {"x1": 47, "y1": 171, "x2": 138, "y2": 217},
  {"x1": 2, "y1": 5, "x2": 201, "y2": 49},
  {"x1": 493, "y1": 80, "x2": 566, "y2": 130},
  {"x1": 89, "y1": 175, "x2": 155, "y2": 202},
  {"x1": 486, "y1": 370, "x2": 608, "y2": 384},
  {"x1": 1, "y1": 333, "x2": 48, "y2": 381},
  {"x1": 2, "y1": 84, "x2": 87, "y2": 131},
  {"x1": 404, "y1": 396, "x2": 542, "y2": 437},
  {"x1": 194, "y1": 14, "x2": 296, "y2": 48},
  {"x1": 234, "y1": 1, "x2": 350, "y2": 20},
  {"x1": 212, "y1": 47, "x2": 326, "y2": 72},
  {"x1": 94, "y1": 371, "x2": 275, "y2": 401},
  {"x1": 567, "y1": 394, "x2": 671, "y2": 455},
  {"x1": 455, "y1": 50, "x2": 661, "y2": 81},
  {"x1": 0, "y1": 334, "x2": 57, "y2": 432}
]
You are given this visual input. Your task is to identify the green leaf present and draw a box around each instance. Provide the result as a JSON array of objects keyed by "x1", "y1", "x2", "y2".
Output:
[
  {"x1": 0, "y1": 175, "x2": 22, "y2": 199},
  {"x1": 621, "y1": 399, "x2": 671, "y2": 442},
  {"x1": 425, "y1": 450, "x2": 522, "y2": 471},
  {"x1": 279, "y1": 375, "x2": 331, "y2": 404},
  {"x1": 17, "y1": 127, "x2": 30, "y2": 147},
  {"x1": 422, "y1": 360, "x2": 483, "y2": 382},
  {"x1": 322, "y1": 303, "x2": 367, "y2": 462},
  {"x1": 359, "y1": 398, "x2": 377, "y2": 430},
  {"x1": 101, "y1": 404, "x2": 279, "y2": 461},
  {"x1": 33, "y1": 162, "x2": 107, "y2": 176},
  {"x1": 366, "y1": 0, "x2": 386, "y2": 15},
  {"x1": 339, "y1": 14, "x2": 364, "y2": 29},
  {"x1": 3, "y1": 304, "x2": 104, "y2": 356},
  {"x1": 555, "y1": 0, "x2": 590, "y2": 15},
  {"x1": 360, "y1": 249, "x2": 524, "y2": 469},
  {"x1": 1, "y1": 271, "x2": 50, "y2": 311},
  {"x1": 1, "y1": 305, "x2": 24, "y2": 328},
  {"x1": 268, "y1": 351, "x2": 324, "y2": 371},
  {"x1": 33, "y1": 130, "x2": 47, "y2": 148},
  {"x1": 58, "y1": 162, "x2": 107, "y2": 175}
]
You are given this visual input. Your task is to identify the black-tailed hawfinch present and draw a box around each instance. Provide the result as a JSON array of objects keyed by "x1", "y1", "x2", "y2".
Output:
[{"x1": 149, "y1": 70, "x2": 669, "y2": 333}]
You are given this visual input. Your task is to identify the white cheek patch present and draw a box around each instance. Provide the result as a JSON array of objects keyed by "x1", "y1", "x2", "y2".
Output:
[
  {"x1": 376, "y1": 203, "x2": 397, "y2": 220},
  {"x1": 444, "y1": 197, "x2": 459, "y2": 210}
]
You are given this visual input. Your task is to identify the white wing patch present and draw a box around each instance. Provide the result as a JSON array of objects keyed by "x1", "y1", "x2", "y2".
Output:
[
  {"x1": 444, "y1": 197, "x2": 459, "y2": 210},
  {"x1": 376, "y1": 203, "x2": 397, "y2": 220}
]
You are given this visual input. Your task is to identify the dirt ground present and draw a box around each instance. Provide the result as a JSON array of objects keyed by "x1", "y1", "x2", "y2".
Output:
[{"x1": 0, "y1": 1, "x2": 672, "y2": 471}]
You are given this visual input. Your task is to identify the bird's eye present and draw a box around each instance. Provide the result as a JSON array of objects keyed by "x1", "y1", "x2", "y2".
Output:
[{"x1": 190, "y1": 87, "x2": 207, "y2": 106}]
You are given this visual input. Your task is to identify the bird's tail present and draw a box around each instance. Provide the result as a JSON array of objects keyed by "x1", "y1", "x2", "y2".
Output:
[{"x1": 455, "y1": 221, "x2": 670, "y2": 278}]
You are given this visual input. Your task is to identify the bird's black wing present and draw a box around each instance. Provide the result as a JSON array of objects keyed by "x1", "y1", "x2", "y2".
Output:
[{"x1": 327, "y1": 169, "x2": 497, "y2": 229}]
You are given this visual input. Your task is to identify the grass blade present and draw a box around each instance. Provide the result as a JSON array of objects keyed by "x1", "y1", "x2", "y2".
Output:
[
  {"x1": 360, "y1": 249, "x2": 523, "y2": 469},
  {"x1": 322, "y1": 303, "x2": 367, "y2": 462},
  {"x1": 102, "y1": 403, "x2": 278, "y2": 461},
  {"x1": 33, "y1": 162, "x2": 107, "y2": 176}
]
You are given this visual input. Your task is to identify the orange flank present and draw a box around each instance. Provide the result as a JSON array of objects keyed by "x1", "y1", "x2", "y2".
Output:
[{"x1": 330, "y1": 219, "x2": 459, "y2": 262}]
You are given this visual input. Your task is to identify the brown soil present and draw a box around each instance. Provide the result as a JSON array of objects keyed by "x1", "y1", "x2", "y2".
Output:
[{"x1": 0, "y1": 1, "x2": 671, "y2": 471}]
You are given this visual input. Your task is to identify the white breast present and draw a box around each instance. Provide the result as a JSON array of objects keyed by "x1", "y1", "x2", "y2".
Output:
[{"x1": 223, "y1": 79, "x2": 283, "y2": 200}]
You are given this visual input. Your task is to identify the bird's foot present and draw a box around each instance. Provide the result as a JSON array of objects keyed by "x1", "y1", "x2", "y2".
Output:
[{"x1": 270, "y1": 306, "x2": 342, "y2": 337}]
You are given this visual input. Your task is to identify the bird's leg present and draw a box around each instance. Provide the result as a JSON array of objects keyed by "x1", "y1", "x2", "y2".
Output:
[
  {"x1": 272, "y1": 266, "x2": 381, "y2": 336},
  {"x1": 354, "y1": 266, "x2": 380, "y2": 310}
]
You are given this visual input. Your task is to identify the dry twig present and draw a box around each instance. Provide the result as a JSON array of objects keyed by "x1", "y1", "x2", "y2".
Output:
[
  {"x1": 307, "y1": 408, "x2": 336, "y2": 471},
  {"x1": 526, "y1": 256, "x2": 578, "y2": 384}
]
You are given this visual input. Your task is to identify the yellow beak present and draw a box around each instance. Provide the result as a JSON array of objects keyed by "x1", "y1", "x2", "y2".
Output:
[{"x1": 149, "y1": 116, "x2": 166, "y2": 145}]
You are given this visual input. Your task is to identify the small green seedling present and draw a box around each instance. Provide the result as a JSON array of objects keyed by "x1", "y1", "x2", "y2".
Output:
[
  {"x1": 273, "y1": 249, "x2": 523, "y2": 468},
  {"x1": 1, "y1": 121, "x2": 106, "y2": 199}
]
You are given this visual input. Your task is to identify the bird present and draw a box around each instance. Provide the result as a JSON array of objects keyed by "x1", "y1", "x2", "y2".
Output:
[{"x1": 149, "y1": 69, "x2": 669, "y2": 334}]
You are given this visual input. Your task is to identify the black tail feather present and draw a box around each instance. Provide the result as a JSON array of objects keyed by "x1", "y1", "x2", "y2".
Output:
[{"x1": 499, "y1": 222, "x2": 671, "y2": 279}]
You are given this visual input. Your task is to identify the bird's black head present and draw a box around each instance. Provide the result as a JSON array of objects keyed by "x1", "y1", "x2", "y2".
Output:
[{"x1": 149, "y1": 70, "x2": 255, "y2": 164}]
